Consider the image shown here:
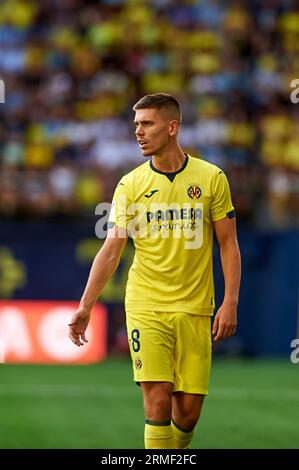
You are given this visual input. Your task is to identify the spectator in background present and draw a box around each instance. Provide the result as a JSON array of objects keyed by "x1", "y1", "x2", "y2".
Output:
[{"x1": 0, "y1": 0, "x2": 298, "y2": 227}]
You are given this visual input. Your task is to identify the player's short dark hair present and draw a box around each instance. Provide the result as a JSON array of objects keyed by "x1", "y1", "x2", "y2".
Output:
[{"x1": 133, "y1": 93, "x2": 182, "y2": 123}]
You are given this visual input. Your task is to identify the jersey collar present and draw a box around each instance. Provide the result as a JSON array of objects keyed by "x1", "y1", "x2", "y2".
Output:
[{"x1": 150, "y1": 154, "x2": 189, "y2": 182}]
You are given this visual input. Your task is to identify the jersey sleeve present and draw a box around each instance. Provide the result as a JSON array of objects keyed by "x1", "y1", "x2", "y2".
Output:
[
  {"x1": 108, "y1": 178, "x2": 133, "y2": 230},
  {"x1": 210, "y1": 170, "x2": 235, "y2": 222}
]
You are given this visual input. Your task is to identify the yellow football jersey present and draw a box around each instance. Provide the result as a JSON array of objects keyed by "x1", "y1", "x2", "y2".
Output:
[{"x1": 108, "y1": 154, "x2": 235, "y2": 315}]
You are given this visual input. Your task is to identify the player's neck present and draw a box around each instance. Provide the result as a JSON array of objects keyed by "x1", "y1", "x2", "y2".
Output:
[{"x1": 152, "y1": 146, "x2": 186, "y2": 173}]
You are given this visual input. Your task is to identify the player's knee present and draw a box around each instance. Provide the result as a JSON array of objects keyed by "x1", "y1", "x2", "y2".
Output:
[
  {"x1": 182, "y1": 415, "x2": 199, "y2": 431},
  {"x1": 174, "y1": 410, "x2": 201, "y2": 431}
]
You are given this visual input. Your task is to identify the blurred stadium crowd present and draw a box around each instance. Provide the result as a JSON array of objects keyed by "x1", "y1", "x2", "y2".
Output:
[{"x1": 0, "y1": 0, "x2": 299, "y2": 228}]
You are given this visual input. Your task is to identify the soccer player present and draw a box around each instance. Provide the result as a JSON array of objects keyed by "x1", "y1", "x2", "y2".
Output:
[{"x1": 68, "y1": 93, "x2": 241, "y2": 449}]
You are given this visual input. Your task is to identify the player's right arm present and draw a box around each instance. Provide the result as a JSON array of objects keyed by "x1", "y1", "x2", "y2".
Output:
[{"x1": 68, "y1": 225, "x2": 128, "y2": 347}]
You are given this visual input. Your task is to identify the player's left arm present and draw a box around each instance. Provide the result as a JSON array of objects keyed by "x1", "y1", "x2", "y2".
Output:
[{"x1": 212, "y1": 216, "x2": 241, "y2": 342}]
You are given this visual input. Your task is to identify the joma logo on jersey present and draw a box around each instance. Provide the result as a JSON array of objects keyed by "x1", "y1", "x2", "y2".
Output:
[
  {"x1": 188, "y1": 185, "x2": 201, "y2": 200},
  {"x1": 146, "y1": 207, "x2": 202, "y2": 223},
  {"x1": 144, "y1": 190, "x2": 159, "y2": 198}
]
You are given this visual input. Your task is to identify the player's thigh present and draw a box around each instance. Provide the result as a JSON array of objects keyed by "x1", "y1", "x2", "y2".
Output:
[
  {"x1": 141, "y1": 382, "x2": 173, "y2": 420},
  {"x1": 173, "y1": 314, "x2": 212, "y2": 394},
  {"x1": 126, "y1": 311, "x2": 176, "y2": 382}
]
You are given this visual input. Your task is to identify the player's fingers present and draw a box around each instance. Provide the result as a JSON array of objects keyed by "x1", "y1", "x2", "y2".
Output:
[
  {"x1": 227, "y1": 325, "x2": 235, "y2": 337},
  {"x1": 69, "y1": 330, "x2": 81, "y2": 347},
  {"x1": 81, "y1": 333, "x2": 88, "y2": 343},
  {"x1": 222, "y1": 324, "x2": 231, "y2": 338},
  {"x1": 212, "y1": 316, "x2": 219, "y2": 335},
  {"x1": 225, "y1": 324, "x2": 237, "y2": 339},
  {"x1": 69, "y1": 335, "x2": 79, "y2": 346},
  {"x1": 213, "y1": 323, "x2": 224, "y2": 342},
  {"x1": 226, "y1": 324, "x2": 237, "y2": 338}
]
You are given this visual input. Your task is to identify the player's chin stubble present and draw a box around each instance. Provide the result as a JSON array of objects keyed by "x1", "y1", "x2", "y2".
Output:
[{"x1": 140, "y1": 146, "x2": 153, "y2": 157}]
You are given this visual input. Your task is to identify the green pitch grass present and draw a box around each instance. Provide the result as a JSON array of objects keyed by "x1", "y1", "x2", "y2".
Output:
[{"x1": 0, "y1": 357, "x2": 298, "y2": 449}]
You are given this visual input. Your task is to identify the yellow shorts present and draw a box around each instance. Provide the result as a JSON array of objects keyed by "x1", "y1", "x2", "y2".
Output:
[{"x1": 126, "y1": 311, "x2": 212, "y2": 395}]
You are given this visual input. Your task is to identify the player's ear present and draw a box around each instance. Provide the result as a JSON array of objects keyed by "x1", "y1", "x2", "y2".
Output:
[{"x1": 168, "y1": 120, "x2": 179, "y2": 136}]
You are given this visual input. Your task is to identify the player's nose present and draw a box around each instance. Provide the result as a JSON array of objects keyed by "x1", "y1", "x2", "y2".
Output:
[{"x1": 135, "y1": 125, "x2": 144, "y2": 137}]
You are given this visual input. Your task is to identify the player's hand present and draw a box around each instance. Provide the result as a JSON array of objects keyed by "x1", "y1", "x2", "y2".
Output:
[
  {"x1": 68, "y1": 307, "x2": 90, "y2": 347},
  {"x1": 212, "y1": 301, "x2": 237, "y2": 342}
]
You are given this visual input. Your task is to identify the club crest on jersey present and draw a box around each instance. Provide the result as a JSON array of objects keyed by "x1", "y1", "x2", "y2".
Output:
[
  {"x1": 187, "y1": 185, "x2": 201, "y2": 200},
  {"x1": 135, "y1": 358, "x2": 142, "y2": 370}
]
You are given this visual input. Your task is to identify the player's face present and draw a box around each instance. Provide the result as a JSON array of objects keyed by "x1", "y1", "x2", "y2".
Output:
[{"x1": 134, "y1": 108, "x2": 173, "y2": 157}]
